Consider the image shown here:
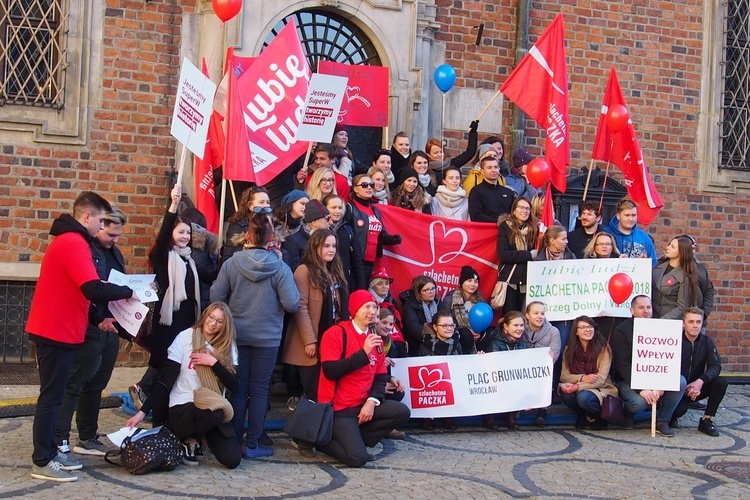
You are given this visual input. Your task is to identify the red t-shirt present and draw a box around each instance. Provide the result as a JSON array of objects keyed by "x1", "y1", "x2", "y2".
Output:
[
  {"x1": 318, "y1": 321, "x2": 387, "y2": 411},
  {"x1": 26, "y1": 232, "x2": 99, "y2": 344},
  {"x1": 352, "y1": 201, "x2": 382, "y2": 263}
]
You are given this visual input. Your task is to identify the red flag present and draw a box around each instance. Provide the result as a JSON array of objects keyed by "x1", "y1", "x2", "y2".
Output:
[
  {"x1": 193, "y1": 60, "x2": 221, "y2": 234},
  {"x1": 318, "y1": 61, "x2": 389, "y2": 127},
  {"x1": 234, "y1": 21, "x2": 311, "y2": 185},
  {"x1": 592, "y1": 67, "x2": 663, "y2": 225},
  {"x1": 223, "y1": 68, "x2": 255, "y2": 182},
  {"x1": 213, "y1": 47, "x2": 257, "y2": 118},
  {"x1": 501, "y1": 14, "x2": 569, "y2": 193},
  {"x1": 537, "y1": 184, "x2": 555, "y2": 249}
]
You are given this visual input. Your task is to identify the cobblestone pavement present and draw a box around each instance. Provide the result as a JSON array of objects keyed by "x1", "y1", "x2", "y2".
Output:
[{"x1": 1, "y1": 384, "x2": 749, "y2": 498}]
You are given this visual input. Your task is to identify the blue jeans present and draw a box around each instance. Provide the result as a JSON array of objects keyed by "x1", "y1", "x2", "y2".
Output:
[
  {"x1": 616, "y1": 376, "x2": 687, "y2": 422},
  {"x1": 560, "y1": 390, "x2": 601, "y2": 415},
  {"x1": 230, "y1": 345, "x2": 278, "y2": 448}
]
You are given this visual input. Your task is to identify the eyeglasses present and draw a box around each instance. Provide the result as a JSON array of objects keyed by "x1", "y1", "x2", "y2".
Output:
[
  {"x1": 516, "y1": 206, "x2": 531, "y2": 212},
  {"x1": 320, "y1": 178, "x2": 334, "y2": 184},
  {"x1": 206, "y1": 316, "x2": 225, "y2": 326},
  {"x1": 357, "y1": 182, "x2": 375, "y2": 188},
  {"x1": 421, "y1": 287, "x2": 437, "y2": 293},
  {"x1": 252, "y1": 207, "x2": 273, "y2": 214},
  {"x1": 436, "y1": 324, "x2": 456, "y2": 329},
  {"x1": 577, "y1": 325, "x2": 595, "y2": 331},
  {"x1": 595, "y1": 242, "x2": 612, "y2": 246}
]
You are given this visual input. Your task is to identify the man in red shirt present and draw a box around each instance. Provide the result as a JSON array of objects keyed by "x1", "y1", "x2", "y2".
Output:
[
  {"x1": 317, "y1": 290, "x2": 410, "y2": 467},
  {"x1": 26, "y1": 192, "x2": 135, "y2": 482}
]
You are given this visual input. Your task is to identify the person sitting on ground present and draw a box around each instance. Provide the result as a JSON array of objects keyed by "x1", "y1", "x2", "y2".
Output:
[
  {"x1": 523, "y1": 301, "x2": 561, "y2": 428},
  {"x1": 438, "y1": 265, "x2": 486, "y2": 353},
  {"x1": 489, "y1": 311, "x2": 529, "y2": 430},
  {"x1": 559, "y1": 316, "x2": 618, "y2": 431},
  {"x1": 126, "y1": 302, "x2": 241, "y2": 469},
  {"x1": 670, "y1": 307, "x2": 727, "y2": 436},
  {"x1": 400, "y1": 275, "x2": 442, "y2": 355},
  {"x1": 375, "y1": 308, "x2": 408, "y2": 439},
  {"x1": 316, "y1": 290, "x2": 411, "y2": 467},
  {"x1": 610, "y1": 295, "x2": 686, "y2": 435},
  {"x1": 417, "y1": 311, "x2": 464, "y2": 431},
  {"x1": 568, "y1": 201, "x2": 603, "y2": 259}
]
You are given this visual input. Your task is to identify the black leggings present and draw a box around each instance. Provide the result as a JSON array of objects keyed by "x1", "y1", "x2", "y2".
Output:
[
  {"x1": 169, "y1": 403, "x2": 241, "y2": 469},
  {"x1": 672, "y1": 377, "x2": 728, "y2": 421}
]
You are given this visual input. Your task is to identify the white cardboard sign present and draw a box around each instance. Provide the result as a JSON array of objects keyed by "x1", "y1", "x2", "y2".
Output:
[
  {"x1": 170, "y1": 58, "x2": 217, "y2": 159},
  {"x1": 296, "y1": 74, "x2": 348, "y2": 142},
  {"x1": 108, "y1": 269, "x2": 157, "y2": 303},
  {"x1": 630, "y1": 318, "x2": 683, "y2": 391}
]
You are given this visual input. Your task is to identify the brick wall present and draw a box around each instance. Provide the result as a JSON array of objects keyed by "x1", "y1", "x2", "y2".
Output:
[{"x1": 436, "y1": 0, "x2": 750, "y2": 371}]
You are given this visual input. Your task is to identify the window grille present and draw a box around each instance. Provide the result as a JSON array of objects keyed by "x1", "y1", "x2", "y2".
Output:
[
  {"x1": 263, "y1": 9, "x2": 381, "y2": 72},
  {"x1": 721, "y1": 0, "x2": 750, "y2": 171},
  {"x1": 0, "y1": 0, "x2": 68, "y2": 108},
  {"x1": 0, "y1": 280, "x2": 34, "y2": 363}
]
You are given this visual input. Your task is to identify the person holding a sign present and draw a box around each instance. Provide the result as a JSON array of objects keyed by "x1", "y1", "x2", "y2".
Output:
[
  {"x1": 490, "y1": 311, "x2": 530, "y2": 430},
  {"x1": 610, "y1": 295, "x2": 686, "y2": 434},
  {"x1": 431, "y1": 165, "x2": 470, "y2": 221},
  {"x1": 317, "y1": 290, "x2": 411, "y2": 467},
  {"x1": 346, "y1": 174, "x2": 402, "y2": 286},
  {"x1": 559, "y1": 316, "x2": 618, "y2": 430},
  {"x1": 652, "y1": 236, "x2": 701, "y2": 319},
  {"x1": 55, "y1": 208, "x2": 130, "y2": 458},
  {"x1": 132, "y1": 184, "x2": 201, "y2": 427},
  {"x1": 670, "y1": 308, "x2": 727, "y2": 436},
  {"x1": 523, "y1": 302, "x2": 562, "y2": 427},
  {"x1": 311, "y1": 143, "x2": 350, "y2": 203},
  {"x1": 496, "y1": 197, "x2": 540, "y2": 313}
]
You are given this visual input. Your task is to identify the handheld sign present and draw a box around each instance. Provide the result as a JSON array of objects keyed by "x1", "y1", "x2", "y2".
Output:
[
  {"x1": 296, "y1": 74, "x2": 349, "y2": 142},
  {"x1": 170, "y1": 57, "x2": 217, "y2": 159},
  {"x1": 630, "y1": 318, "x2": 683, "y2": 391}
]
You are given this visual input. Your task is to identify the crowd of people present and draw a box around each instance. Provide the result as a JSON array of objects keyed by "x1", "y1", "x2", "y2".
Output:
[{"x1": 24, "y1": 126, "x2": 727, "y2": 482}]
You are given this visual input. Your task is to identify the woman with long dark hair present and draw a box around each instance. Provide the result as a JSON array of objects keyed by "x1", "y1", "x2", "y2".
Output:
[
  {"x1": 130, "y1": 184, "x2": 200, "y2": 425},
  {"x1": 439, "y1": 265, "x2": 486, "y2": 353},
  {"x1": 210, "y1": 212, "x2": 300, "y2": 459},
  {"x1": 400, "y1": 275, "x2": 441, "y2": 355},
  {"x1": 126, "y1": 302, "x2": 241, "y2": 469},
  {"x1": 392, "y1": 167, "x2": 431, "y2": 214},
  {"x1": 652, "y1": 236, "x2": 701, "y2": 319},
  {"x1": 223, "y1": 186, "x2": 271, "y2": 261},
  {"x1": 559, "y1": 316, "x2": 618, "y2": 430},
  {"x1": 496, "y1": 197, "x2": 539, "y2": 312}
]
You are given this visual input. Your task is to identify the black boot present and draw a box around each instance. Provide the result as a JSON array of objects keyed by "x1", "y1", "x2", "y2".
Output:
[
  {"x1": 574, "y1": 411, "x2": 587, "y2": 429},
  {"x1": 535, "y1": 409, "x2": 547, "y2": 428}
]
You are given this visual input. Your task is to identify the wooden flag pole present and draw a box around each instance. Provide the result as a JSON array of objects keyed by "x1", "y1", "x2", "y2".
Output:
[
  {"x1": 302, "y1": 141, "x2": 314, "y2": 171},
  {"x1": 651, "y1": 399, "x2": 657, "y2": 438},
  {"x1": 468, "y1": 89, "x2": 502, "y2": 130},
  {"x1": 582, "y1": 157, "x2": 596, "y2": 201},
  {"x1": 217, "y1": 178, "x2": 228, "y2": 248},
  {"x1": 175, "y1": 143, "x2": 189, "y2": 187},
  {"x1": 228, "y1": 180, "x2": 238, "y2": 212}
]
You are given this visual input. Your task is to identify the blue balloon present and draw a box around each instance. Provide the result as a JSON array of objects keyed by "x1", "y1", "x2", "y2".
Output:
[
  {"x1": 434, "y1": 64, "x2": 457, "y2": 93},
  {"x1": 468, "y1": 302, "x2": 493, "y2": 332}
]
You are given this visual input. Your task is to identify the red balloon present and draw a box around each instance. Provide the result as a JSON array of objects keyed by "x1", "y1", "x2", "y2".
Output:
[
  {"x1": 606, "y1": 104, "x2": 630, "y2": 133},
  {"x1": 212, "y1": 0, "x2": 242, "y2": 22},
  {"x1": 526, "y1": 158, "x2": 551, "y2": 189},
  {"x1": 608, "y1": 272, "x2": 634, "y2": 305}
]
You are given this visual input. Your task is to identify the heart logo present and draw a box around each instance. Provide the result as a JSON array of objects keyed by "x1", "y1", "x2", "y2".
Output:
[{"x1": 414, "y1": 366, "x2": 449, "y2": 390}]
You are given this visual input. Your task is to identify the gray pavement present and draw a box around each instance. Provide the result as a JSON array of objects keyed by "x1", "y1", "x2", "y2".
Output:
[{"x1": 1, "y1": 369, "x2": 749, "y2": 498}]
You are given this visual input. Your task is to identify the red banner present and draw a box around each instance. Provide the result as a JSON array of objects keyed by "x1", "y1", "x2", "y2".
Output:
[
  {"x1": 318, "y1": 61, "x2": 389, "y2": 127},
  {"x1": 501, "y1": 14, "x2": 569, "y2": 193},
  {"x1": 591, "y1": 67, "x2": 663, "y2": 226},
  {"x1": 235, "y1": 21, "x2": 312, "y2": 185},
  {"x1": 375, "y1": 206, "x2": 499, "y2": 302},
  {"x1": 193, "y1": 59, "x2": 221, "y2": 233}
]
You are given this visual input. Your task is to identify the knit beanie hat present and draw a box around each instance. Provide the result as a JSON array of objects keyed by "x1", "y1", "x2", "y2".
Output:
[
  {"x1": 280, "y1": 190, "x2": 308, "y2": 207},
  {"x1": 478, "y1": 144, "x2": 497, "y2": 161},
  {"x1": 459, "y1": 265, "x2": 479, "y2": 286},
  {"x1": 398, "y1": 167, "x2": 419, "y2": 186},
  {"x1": 513, "y1": 149, "x2": 534, "y2": 168},
  {"x1": 349, "y1": 289, "x2": 377, "y2": 317},
  {"x1": 304, "y1": 199, "x2": 330, "y2": 223}
]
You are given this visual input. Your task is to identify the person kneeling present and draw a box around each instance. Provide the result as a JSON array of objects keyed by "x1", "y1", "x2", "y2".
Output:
[
  {"x1": 126, "y1": 303, "x2": 241, "y2": 469},
  {"x1": 316, "y1": 290, "x2": 411, "y2": 467}
]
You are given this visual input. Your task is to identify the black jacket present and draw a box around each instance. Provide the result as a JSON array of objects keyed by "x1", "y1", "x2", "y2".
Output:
[
  {"x1": 567, "y1": 225, "x2": 601, "y2": 259},
  {"x1": 610, "y1": 318, "x2": 636, "y2": 384},
  {"x1": 496, "y1": 214, "x2": 534, "y2": 286},
  {"x1": 468, "y1": 180, "x2": 515, "y2": 222},
  {"x1": 681, "y1": 332, "x2": 722, "y2": 384},
  {"x1": 399, "y1": 289, "x2": 441, "y2": 356},
  {"x1": 281, "y1": 226, "x2": 310, "y2": 273},
  {"x1": 345, "y1": 197, "x2": 401, "y2": 269},
  {"x1": 88, "y1": 241, "x2": 126, "y2": 340}
]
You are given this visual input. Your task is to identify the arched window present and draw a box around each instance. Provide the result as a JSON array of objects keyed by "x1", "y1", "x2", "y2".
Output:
[{"x1": 263, "y1": 9, "x2": 381, "y2": 72}]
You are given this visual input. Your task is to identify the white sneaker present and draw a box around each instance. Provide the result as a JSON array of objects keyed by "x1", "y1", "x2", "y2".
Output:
[
  {"x1": 31, "y1": 461, "x2": 77, "y2": 482},
  {"x1": 57, "y1": 440, "x2": 71, "y2": 454}
]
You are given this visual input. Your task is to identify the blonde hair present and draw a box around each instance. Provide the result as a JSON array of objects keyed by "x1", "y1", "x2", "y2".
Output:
[
  {"x1": 306, "y1": 167, "x2": 337, "y2": 202},
  {"x1": 194, "y1": 302, "x2": 237, "y2": 372}
]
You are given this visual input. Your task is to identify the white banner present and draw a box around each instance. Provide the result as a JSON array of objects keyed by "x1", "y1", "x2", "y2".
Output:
[
  {"x1": 390, "y1": 349, "x2": 552, "y2": 418},
  {"x1": 108, "y1": 270, "x2": 157, "y2": 303},
  {"x1": 526, "y1": 258, "x2": 652, "y2": 321},
  {"x1": 296, "y1": 74, "x2": 349, "y2": 142},
  {"x1": 630, "y1": 318, "x2": 682, "y2": 391},
  {"x1": 170, "y1": 58, "x2": 217, "y2": 159}
]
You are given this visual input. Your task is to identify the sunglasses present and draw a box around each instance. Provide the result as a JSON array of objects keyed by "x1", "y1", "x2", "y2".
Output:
[
  {"x1": 252, "y1": 207, "x2": 273, "y2": 214},
  {"x1": 357, "y1": 182, "x2": 375, "y2": 188}
]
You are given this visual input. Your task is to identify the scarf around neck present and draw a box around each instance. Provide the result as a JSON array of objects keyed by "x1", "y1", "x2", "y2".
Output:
[
  {"x1": 386, "y1": 170, "x2": 395, "y2": 184},
  {"x1": 373, "y1": 189, "x2": 389, "y2": 202},
  {"x1": 418, "y1": 173, "x2": 432, "y2": 187},
  {"x1": 421, "y1": 300, "x2": 438, "y2": 323},
  {"x1": 160, "y1": 246, "x2": 200, "y2": 326},
  {"x1": 435, "y1": 185, "x2": 467, "y2": 208},
  {"x1": 545, "y1": 247, "x2": 565, "y2": 260}
]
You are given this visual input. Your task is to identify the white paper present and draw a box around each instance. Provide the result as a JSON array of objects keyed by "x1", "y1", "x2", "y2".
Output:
[
  {"x1": 296, "y1": 74, "x2": 349, "y2": 142},
  {"x1": 109, "y1": 299, "x2": 150, "y2": 337},
  {"x1": 630, "y1": 318, "x2": 683, "y2": 391},
  {"x1": 108, "y1": 269, "x2": 157, "y2": 303},
  {"x1": 107, "y1": 427, "x2": 139, "y2": 447},
  {"x1": 170, "y1": 57, "x2": 217, "y2": 159}
]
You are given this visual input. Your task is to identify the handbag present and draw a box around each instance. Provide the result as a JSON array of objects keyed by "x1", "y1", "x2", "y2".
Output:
[
  {"x1": 601, "y1": 395, "x2": 625, "y2": 424},
  {"x1": 105, "y1": 425, "x2": 183, "y2": 475},
  {"x1": 284, "y1": 326, "x2": 348, "y2": 447},
  {"x1": 490, "y1": 264, "x2": 517, "y2": 309}
]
